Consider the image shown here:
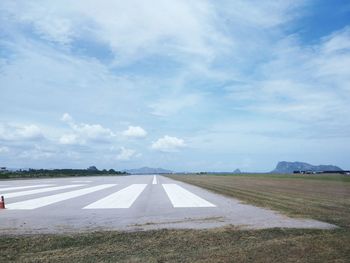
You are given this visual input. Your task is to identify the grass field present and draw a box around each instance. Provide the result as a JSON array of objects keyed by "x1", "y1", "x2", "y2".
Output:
[
  {"x1": 168, "y1": 174, "x2": 350, "y2": 228},
  {"x1": 1, "y1": 228, "x2": 349, "y2": 262},
  {"x1": 1, "y1": 173, "x2": 349, "y2": 262}
]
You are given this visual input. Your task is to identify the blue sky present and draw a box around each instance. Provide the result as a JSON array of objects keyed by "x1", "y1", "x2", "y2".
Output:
[{"x1": 0, "y1": 0, "x2": 349, "y2": 172}]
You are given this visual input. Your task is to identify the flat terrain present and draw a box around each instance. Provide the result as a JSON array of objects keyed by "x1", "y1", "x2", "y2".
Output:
[
  {"x1": 1, "y1": 228, "x2": 349, "y2": 262},
  {"x1": 1, "y1": 173, "x2": 349, "y2": 262},
  {"x1": 168, "y1": 174, "x2": 350, "y2": 228},
  {"x1": 0, "y1": 175, "x2": 332, "y2": 234}
]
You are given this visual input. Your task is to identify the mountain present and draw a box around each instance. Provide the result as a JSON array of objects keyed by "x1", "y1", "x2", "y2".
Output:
[
  {"x1": 87, "y1": 166, "x2": 98, "y2": 171},
  {"x1": 271, "y1": 161, "x2": 343, "y2": 173},
  {"x1": 233, "y1": 169, "x2": 241, "y2": 173},
  {"x1": 124, "y1": 167, "x2": 173, "y2": 174}
]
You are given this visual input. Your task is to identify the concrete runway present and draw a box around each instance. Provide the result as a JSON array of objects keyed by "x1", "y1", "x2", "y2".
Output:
[{"x1": 0, "y1": 175, "x2": 335, "y2": 234}]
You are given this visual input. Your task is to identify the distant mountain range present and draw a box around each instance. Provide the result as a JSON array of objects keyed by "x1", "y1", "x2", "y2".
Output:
[
  {"x1": 124, "y1": 167, "x2": 173, "y2": 174},
  {"x1": 271, "y1": 161, "x2": 343, "y2": 173}
]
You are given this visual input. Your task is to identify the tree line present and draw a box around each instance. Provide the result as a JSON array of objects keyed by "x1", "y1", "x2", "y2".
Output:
[{"x1": 0, "y1": 167, "x2": 128, "y2": 179}]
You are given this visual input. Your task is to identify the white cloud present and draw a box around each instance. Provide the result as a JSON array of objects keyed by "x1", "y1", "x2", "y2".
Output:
[
  {"x1": 1, "y1": 0, "x2": 349, "y2": 171},
  {"x1": 1, "y1": 0, "x2": 305, "y2": 67},
  {"x1": 61, "y1": 112, "x2": 73, "y2": 123},
  {"x1": 17, "y1": 124, "x2": 43, "y2": 139},
  {"x1": 150, "y1": 94, "x2": 201, "y2": 116},
  {"x1": 0, "y1": 146, "x2": 9, "y2": 153},
  {"x1": 72, "y1": 123, "x2": 115, "y2": 140},
  {"x1": 122, "y1": 126, "x2": 147, "y2": 138},
  {"x1": 151, "y1": 135, "x2": 186, "y2": 152},
  {"x1": 14, "y1": 144, "x2": 55, "y2": 160},
  {"x1": 19, "y1": 148, "x2": 53, "y2": 160},
  {"x1": 217, "y1": 0, "x2": 305, "y2": 29},
  {"x1": 0, "y1": 0, "x2": 230, "y2": 64},
  {"x1": 59, "y1": 113, "x2": 115, "y2": 144},
  {"x1": 321, "y1": 27, "x2": 350, "y2": 54},
  {"x1": 116, "y1": 147, "x2": 138, "y2": 161},
  {"x1": 59, "y1": 134, "x2": 80, "y2": 145},
  {"x1": 0, "y1": 123, "x2": 44, "y2": 141},
  {"x1": 0, "y1": 35, "x2": 142, "y2": 131},
  {"x1": 226, "y1": 26, "x2": 350, "y2": 135}
]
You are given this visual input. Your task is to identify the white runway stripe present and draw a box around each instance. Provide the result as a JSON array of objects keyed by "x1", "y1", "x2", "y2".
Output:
[
  {"x1": 162, "y1": 184, "x2": 216, "y2": 208},
  {"x1": 4, "y1": 184, "x2": 85, "y2": 198},
  {"x1": 0, "y1": 185, "x2": 53, "y2": 193},
  {"x1": 152, "y1": 175, "x2": 157, "y2": 184},
  {"x1": 7, "y1": 184, "x2": 116, "y2": 210},
  {"x1": 84, "y1": 184, "x2": 147, "y2": 209}
]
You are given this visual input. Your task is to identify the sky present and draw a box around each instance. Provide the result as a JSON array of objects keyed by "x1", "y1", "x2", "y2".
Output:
[{"x1": 0, "y1": 0, "x2": 350, "y2": 172}]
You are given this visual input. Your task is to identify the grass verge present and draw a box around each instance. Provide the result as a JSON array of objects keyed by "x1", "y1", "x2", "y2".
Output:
[
  {"x1": 168, "y1": 174, "x2": 350, "y2": 227},
  {"x1": 1, "y1": 228, "x2": 349, "y2": 262}
]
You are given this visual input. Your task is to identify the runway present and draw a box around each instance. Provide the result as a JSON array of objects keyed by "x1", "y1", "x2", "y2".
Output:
[{"x1": 0, "y1": 175, "x2": 335, "y2": 234}]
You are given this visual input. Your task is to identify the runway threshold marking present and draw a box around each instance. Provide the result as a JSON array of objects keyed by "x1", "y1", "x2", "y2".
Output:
[
  {"x1": 6, "y1": 184, "x2": 116, "y2": 210},
  {"x1": 0, "y1": 184, "x2": 54, "y2": 193},
  {"x1": 162, "y1": 184, "x2": 216, "y2": 208},
  {"x1": 152, "y1": 175, "x2": 157, "y2": 184},
  {"x1": 4, "y1": 184, "x2": 85, "y2": 198},
  {"x1": 84, "y1": 184, "x2": 147, "y2": 209}
]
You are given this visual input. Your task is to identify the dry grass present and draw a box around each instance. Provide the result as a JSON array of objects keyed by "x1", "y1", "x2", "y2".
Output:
[
  {"x1": 1, "y1": 173, "x2": 349, "y2": 262},
  {"x1": 1, "y1": 228, "x2": 349, "y2": 263}
]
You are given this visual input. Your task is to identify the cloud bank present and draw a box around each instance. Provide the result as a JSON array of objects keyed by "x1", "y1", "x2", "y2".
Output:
[{"x1": 0, "y1": 1, "x2": 349, "y2": 171}]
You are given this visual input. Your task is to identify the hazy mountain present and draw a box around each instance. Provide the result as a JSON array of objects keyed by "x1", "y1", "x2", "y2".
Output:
[
  {"x1": 87, "y1": 166, "x2": 98, "y2": 171},
  {"x1": 233, "y1": 169, "x2": 241, "y2": 173},
  {"x1": 124, "y1": 167, "x2": 173, "y2": 174},
  {"x1": 271, "y1": 161, "x2": 343, "y2": 173}
]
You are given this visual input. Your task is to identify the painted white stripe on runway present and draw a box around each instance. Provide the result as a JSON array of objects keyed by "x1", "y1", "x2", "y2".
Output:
[
  {"x1": 7, "y1": 184, "x2": 116, "y2": 210},
  {"x1": 152, "y1": 175, "x2": 157, "y2": 184},
  {"x1": 4, "y1": 184, "x2": 85, "y2": 198},
  {"x1": 162, "y1": 184, "x2": 216, "y2": 208},
  {"x1": 84, "y1": 184, "x2": 147, "y2": 209},
  {"x1": 0, "y1": 185, "x2": 53, "y2": 193}
]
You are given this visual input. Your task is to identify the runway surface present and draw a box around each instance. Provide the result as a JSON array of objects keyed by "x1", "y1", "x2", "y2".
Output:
[{"x1": 0, "y1": 175, "x2": 335, "y2": 234}]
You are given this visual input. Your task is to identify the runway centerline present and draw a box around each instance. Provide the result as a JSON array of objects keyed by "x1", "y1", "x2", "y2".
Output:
[{"x1": 152, "y1": 175, "x2": 157, "y2": 184}]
